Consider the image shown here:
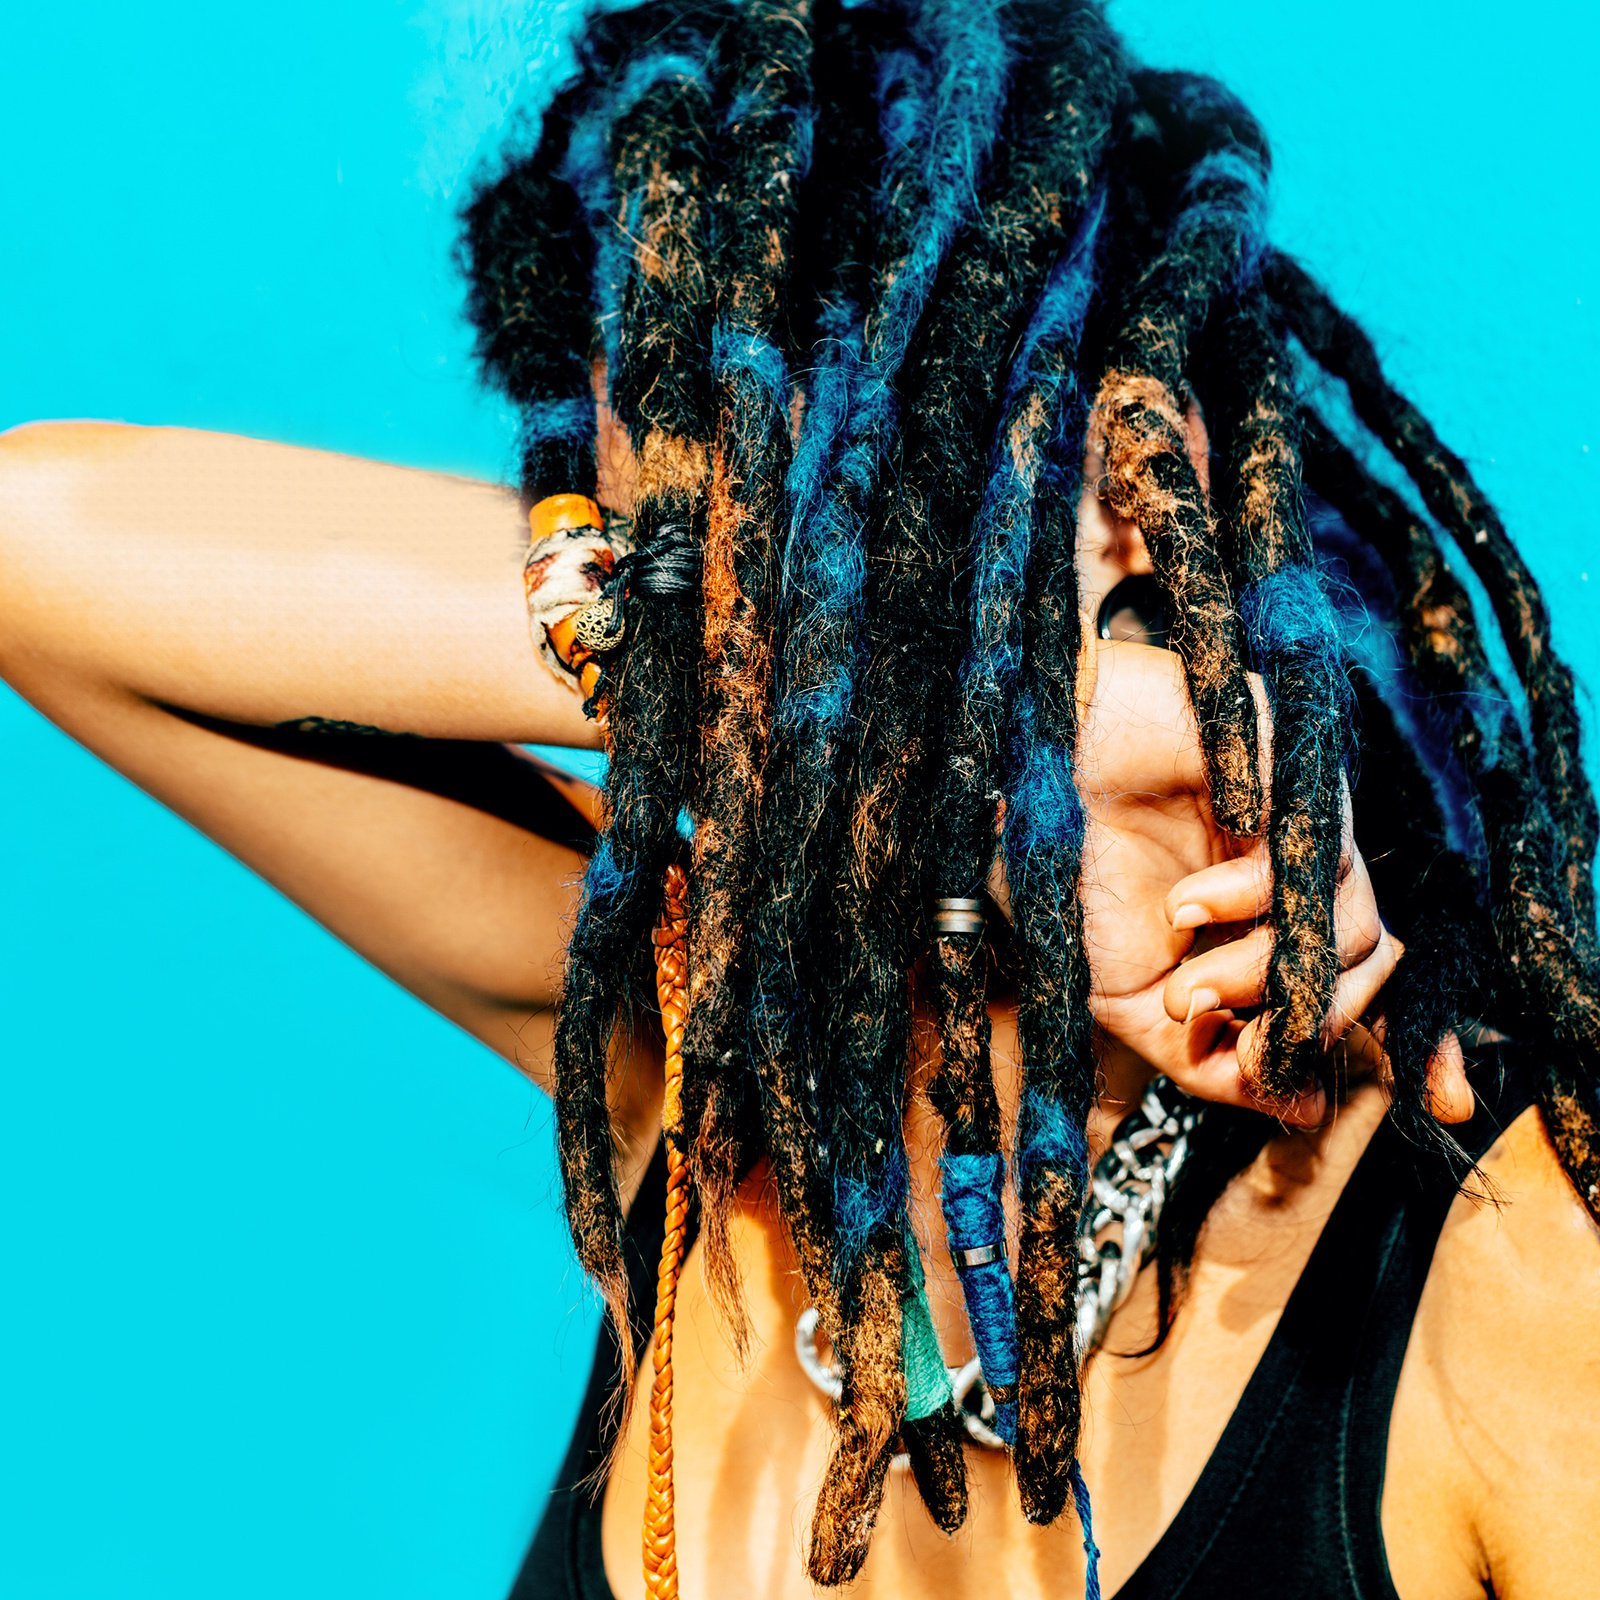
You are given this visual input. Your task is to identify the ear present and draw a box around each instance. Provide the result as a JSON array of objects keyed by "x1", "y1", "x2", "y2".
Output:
[
  {"x1": 592, "y1": 357, "x2": 637, "y2": 515},
  {"x1": 1076, "y1": 391, "x2": 1214, "y2": 621}
]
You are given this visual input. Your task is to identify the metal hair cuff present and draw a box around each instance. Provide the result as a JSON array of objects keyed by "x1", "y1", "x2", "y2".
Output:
[
  {"x1": 953, "y1": 1239, "x2": 1005, "y2": 1270},
  {"x1": 933, "y1": 896, "x2": 986, "y2": 936}
]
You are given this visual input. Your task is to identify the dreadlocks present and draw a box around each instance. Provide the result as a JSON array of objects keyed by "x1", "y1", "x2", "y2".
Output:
[{"x1": 462, "y1": 0, "x2": 1600, "y2": 1587}]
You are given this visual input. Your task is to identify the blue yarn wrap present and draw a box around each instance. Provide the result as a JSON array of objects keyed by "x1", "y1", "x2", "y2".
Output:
[
  {"x1": 1071, "y1": 1460, "x2": 1103, "y2": 1600},
  {"x1": 939, "y1": 1151, "x2": 1020, "y2": 1443}
]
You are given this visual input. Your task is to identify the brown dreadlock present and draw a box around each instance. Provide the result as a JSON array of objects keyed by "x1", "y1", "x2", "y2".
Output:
[{"x1": 460, "y1": 0, "x2": 1600, "y2": 1587}]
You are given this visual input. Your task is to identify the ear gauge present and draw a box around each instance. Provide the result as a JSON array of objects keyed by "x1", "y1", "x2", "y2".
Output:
[{"x1": 1096, "y1": 572, "x2": 1170, "y2": 648}]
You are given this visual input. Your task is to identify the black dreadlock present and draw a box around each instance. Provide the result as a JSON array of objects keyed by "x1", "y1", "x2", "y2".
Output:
[
  {"x1": 461, "y1": 0, "x2": 1600, "y2": 1586},
  {"x1": 681, "y1": 0, "x2": 817, "y2": 1357}
]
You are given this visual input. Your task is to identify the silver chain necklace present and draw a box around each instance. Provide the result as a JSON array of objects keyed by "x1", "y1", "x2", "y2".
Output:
[{"x1": 794, "y1": 1076, "x2": 1201, "y2": 1450}]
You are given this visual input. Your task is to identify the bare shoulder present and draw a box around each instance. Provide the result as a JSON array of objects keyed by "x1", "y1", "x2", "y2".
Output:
[
  {"x1": 1409, "y1": 1098, "x2": 1600, "y2": 1598},
  {"x1": 1429, "y1": 1099, "x2": 1600, "y2": 1341}
]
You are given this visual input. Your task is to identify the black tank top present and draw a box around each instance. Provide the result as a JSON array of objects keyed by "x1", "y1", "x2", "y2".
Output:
[{"x1": 507, "y1": 1051, "x2": 1534, "y2": 1600}]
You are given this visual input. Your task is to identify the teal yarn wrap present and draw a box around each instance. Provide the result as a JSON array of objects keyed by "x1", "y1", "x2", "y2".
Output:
[{"x1": 901, "y1": 1223, "x2": 954, "y2": 1422}]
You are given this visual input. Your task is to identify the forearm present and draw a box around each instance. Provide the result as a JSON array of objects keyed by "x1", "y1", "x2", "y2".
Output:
[{"x1": 0, "y1": 421, "x2": 601, "y2": 749}]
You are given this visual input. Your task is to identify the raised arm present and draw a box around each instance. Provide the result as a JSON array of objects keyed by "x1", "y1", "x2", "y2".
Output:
[
  {"x1": 0, "y1": 422, "x2": 659, "y2": 1131},
  {"x1": 0, "y1": 420, "x2": 602, "y2": 743}
]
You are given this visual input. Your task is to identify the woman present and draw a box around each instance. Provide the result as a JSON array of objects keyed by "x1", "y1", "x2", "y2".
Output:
[{"x1": 3, "y1": 2, "x2": 1598, "y2": 1598}]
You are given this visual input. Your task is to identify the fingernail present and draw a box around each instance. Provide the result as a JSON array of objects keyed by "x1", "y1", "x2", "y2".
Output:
[
  {"x1": 1184, "y1": 986, "x2": 1223, "y2": 1024},
  {"x1": 1172, "y1": 903, "x2": 1210, "y2": 932}
]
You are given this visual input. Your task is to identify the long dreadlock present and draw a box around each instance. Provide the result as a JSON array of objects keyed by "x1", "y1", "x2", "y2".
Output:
[
  {"x1": 682, "y1": 0, "x2": 817, "y2": 1355},
  {"x1": 1299, "y1": 412, "x2": 1600, "y2": 1206},
  {"x1": 462, "y1": 0, "x2": 1600, "y2": 1588},
  {"x1": 810, "y1": 3, "x2": 1120, "y2": 1563},
  {"x1": 552, "y1": 9, "x2": 725, "y2": 1377},
  {"x1": 1199, "y1": 283, "x2": 1352, "y2": 1102}
]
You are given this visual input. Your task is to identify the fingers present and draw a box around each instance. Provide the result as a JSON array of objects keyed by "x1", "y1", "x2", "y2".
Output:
[
  {"x1": 1141, "y1": 1011, "x2": 1329, "y2": 1129},
  {"x1": 1424, "y1": 1030, "x2": 1475, "y2": 1124},
  {"x1": 1164, "y1": 802, "x2": 1357, "y2": 933},
  {"x1": 1111, "y1": 1007, "x2": 1322, "y2": 1126},
  {"x1": 1160, "y1": 828, "x2": 1401, "y2": 1131},
  {"x1": 1169, "y1": 926, "x2": 1475, "y2": 1133},
  {"x1": 1165, "y1": 848, "x2": 1270, "y2": 933},
  {"x1": 1163, "y1": 880, "x2": 1384, "y2": 1024},
  {"x1": 1205, "y1": 927, "x2": 1395, "y2": 1116},
  {"x1": 1209, "y1": 921, "x2": 1401, "y2": 1056},
  {"x1": 1361, "y1": 1017, "x2": 1476, "y2": 1125}
]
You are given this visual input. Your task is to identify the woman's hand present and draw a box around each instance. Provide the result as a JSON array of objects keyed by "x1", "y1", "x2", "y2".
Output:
[{"x1": 993, "y1": 638, "x2": 1472, "y2": 1127}]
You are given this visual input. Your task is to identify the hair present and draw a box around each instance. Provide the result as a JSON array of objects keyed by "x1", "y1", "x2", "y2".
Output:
[{"x1": 461, "y1": 0, "x2": 1600, "y2": 1584}]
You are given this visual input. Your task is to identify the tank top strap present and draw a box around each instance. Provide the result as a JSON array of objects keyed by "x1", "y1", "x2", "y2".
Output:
[
  {"x1": 1115, "y1": 1043, "x2": 1536, "y2": 1600},
  {"x1": 1338, "y1": 1044, "x2": 1537, "y2": 1596}
]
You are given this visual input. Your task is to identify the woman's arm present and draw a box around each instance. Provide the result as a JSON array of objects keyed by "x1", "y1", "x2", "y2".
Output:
[
  {"x1": 0, "y1": 422, "x2": 654, "y2": 1113},
  {"x1": 0, "y1": 420, "x2": 601, "y2": 743}
]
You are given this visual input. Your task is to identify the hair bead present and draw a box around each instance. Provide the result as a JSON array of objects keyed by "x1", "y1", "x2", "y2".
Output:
[{"x1": 529, "y1": 492, "x2": 603, "y2": 540}]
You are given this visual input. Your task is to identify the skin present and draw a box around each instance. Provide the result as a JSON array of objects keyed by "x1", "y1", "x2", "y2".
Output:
[{"x1": 0, "y1": 413, "x2": 1596, "y2": 1598}]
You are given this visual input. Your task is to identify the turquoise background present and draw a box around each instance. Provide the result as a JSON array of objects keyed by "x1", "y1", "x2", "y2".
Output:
[{"x1": 1, "y1": 3, "x2": 1595, "y2": 1595}]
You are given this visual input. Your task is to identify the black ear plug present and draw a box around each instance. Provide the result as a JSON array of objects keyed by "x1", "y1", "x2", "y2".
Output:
[{"x1": 1097, "y1": 572, "x2": 1170, "y2": 647}]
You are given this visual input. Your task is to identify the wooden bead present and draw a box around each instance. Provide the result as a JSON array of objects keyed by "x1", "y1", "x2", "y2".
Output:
[{"x1": 528, "y1": 493, "x2": 603, "y2": 542}]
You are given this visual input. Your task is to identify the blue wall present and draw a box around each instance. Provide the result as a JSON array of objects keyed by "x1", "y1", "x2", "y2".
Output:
[{"x1": 1, "y1": 4, "x2": 1595, "y2": 1595}]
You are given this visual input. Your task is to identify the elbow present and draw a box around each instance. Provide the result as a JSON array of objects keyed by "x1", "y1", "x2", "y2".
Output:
[
  {"x1": 0, "y1": 417, "x2": 130, "y2": 486},
  {"x1": 0, "y1": 420, "x2": 133, "y2": 675}
]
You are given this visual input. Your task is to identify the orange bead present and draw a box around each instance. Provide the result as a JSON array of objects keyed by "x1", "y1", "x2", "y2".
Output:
[
  {"x1": 545, "y1": 610, "x2": 591, "y2": 674},
  {"x1": 528, "y1": 493, "x2": 603, "y2": 542}
]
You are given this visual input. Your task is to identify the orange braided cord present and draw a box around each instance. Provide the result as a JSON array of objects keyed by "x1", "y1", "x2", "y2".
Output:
[{"x1": 644, "y1": 863, "x2": 690, "y2": 1600}]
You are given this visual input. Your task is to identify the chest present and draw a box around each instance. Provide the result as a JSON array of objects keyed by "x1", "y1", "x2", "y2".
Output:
[{"x1": 598, "y1": 1102, "x2": 1480, "y2": 1600}]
